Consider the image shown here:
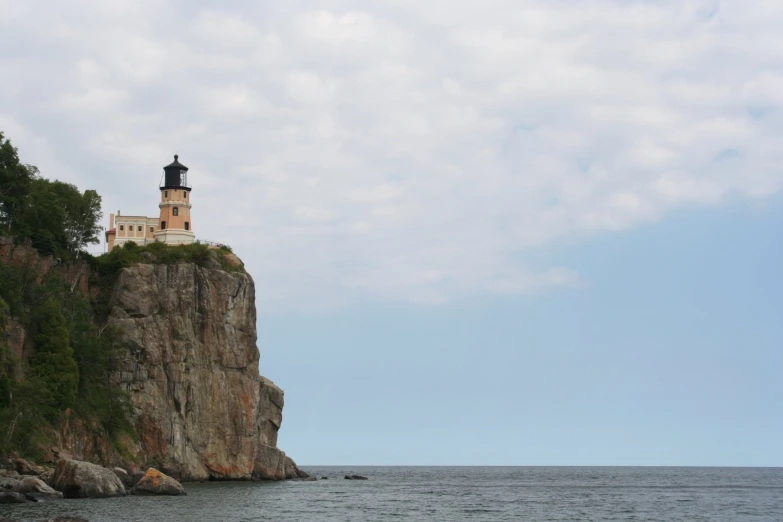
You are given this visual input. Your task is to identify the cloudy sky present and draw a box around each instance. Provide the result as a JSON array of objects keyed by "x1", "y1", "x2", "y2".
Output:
[{"x1": 1, "y1": 0, "x2": 781, "y2": 465}]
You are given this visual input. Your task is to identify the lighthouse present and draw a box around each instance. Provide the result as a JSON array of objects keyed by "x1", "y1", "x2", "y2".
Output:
[
  {"x1": 104, "y1": 155, "x2": 198, "y2": 250},
  {"x1": 154, "y1": 155, "x2": 195, "y2": 246}
]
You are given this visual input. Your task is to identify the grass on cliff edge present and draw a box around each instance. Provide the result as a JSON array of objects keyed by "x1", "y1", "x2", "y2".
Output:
[
  {"x1": 90, "y1": 241, "x2": 245, "y2": 277},
  {"x1": 87, "y1": 242, "x2": 245, "y2": 322}
]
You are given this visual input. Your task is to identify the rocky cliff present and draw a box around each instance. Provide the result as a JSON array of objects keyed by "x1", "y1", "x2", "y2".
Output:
[
  {"x1": 0, "y1": 237, "x2": 303, "y2": 481},
  {"x1": 107, "y1": 260, "x2": 304, "y2": 481}
]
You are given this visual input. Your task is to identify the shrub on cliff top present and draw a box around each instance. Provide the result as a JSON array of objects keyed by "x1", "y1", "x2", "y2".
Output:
[{"x1": 93, "y1": 240, "x2": 244, "y2": 277}]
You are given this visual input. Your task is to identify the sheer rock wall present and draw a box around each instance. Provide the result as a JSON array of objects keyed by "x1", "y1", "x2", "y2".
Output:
[{"x1": 108, "y1": 262, "x2": 302, "y2": 481}]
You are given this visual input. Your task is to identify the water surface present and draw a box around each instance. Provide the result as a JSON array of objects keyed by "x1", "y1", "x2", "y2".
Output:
[{"x1": 2, "y1": 466, "x2": 782, "y2": 521}]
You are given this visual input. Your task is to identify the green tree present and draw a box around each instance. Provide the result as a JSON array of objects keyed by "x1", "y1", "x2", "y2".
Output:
[
  {"x1": 0, "y1": 131, "x2": 104, "y2": 257},
  {"x1": 50, "y1": 182, "x2": 103, "y2": 253},
  {"x1": 19, "y1": 179, "x2": 67, "y2": 256},
  {"x1": 30, "y1": 299, "x2": 79, "y2": 416},
  {"x1": 20, "y1": 179, "x2": 103, "y2": 257},
  {"x1": 0, "y1": 132, "x2": 35, "y2": 236},
  {"x1": 0, "y1": 369, "x2": 52, "y2": 458},
  {"x1": 72, "y1": 188, "x2": 103, "y2": 251}
]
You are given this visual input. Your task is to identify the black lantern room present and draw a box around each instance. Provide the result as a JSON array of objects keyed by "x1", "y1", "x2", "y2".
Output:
[{"x1": 162, "y1": 155, "x2": 191, "y2": 191}]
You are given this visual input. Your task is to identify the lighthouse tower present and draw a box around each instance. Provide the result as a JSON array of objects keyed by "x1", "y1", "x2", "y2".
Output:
[{"x1": 154, "y1": 155, "x2": 195, "y2": 245}]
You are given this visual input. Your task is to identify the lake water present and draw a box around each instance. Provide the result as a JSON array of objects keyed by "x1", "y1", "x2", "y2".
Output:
[{"x1": 2, "y1": 466, "x2": 782, "y2": 521}]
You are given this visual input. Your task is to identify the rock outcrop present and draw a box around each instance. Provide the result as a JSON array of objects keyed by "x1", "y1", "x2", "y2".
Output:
[
  {"x1": 133, "y1": 468, "x2": 186, "y2": 496},
  {"x1": 52, "y1": 459, "x2": 125, "y2": 498},
  {"x1": 345, "y1": 475, "x2": 369, "y2": 480},
  {"x1": 0, "y1": 476, "x2": 19, "y2": 490},
  {"x1": 111, "y1": 467, "x2": 132, "y2": 488},
  {"x1": 13, "y1": 477, "x2": 63, "y2": 500},
  {"x1": 14, "y1": 458, "x2": 46, "y2": 477},
  {"x1": 108, "y1": 261, "x2": 303, "y2": 481},
  {"x1": 0, "y1": 492, "x2": 28, "y2": 503}
]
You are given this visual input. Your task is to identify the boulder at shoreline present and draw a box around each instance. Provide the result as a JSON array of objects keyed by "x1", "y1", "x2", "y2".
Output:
[
  {"x1": 52, "y1": 459, "x2": 126, "y2": 498},
  {"x1": 0, "y1": 492, "x2": 29, "y2": 503},
  {"x1": 111, "y1": 467, "x2": 133, "y2": 488},
  {"x1": 14, "y1": 476, "x2": 63, "y2": 500},
  {"x1": 0, "y1": 476, "x2": 20, "y2": 490},
  {"x1": 133, "y1": 468, "x2": 186, "y2": 496},
  {"x1": 14, "y1": 458, "x2": 46, "y2": 477}
]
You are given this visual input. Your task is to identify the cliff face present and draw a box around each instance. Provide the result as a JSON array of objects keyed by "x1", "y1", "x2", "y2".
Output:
[
  {"x1": 0, "y1": 238, "x2": 295, "y2": 480},
  {"x1": 107, "y1": 261, "x2": 302, "y2": 481},
  {"x1": 0, "y1": 237, "x2": 90, "y2": 363}
]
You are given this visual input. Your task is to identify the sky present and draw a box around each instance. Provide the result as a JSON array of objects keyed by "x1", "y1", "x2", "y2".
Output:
[{"x1": 0, "y1": 0, "x2": 781, "y2": 466}]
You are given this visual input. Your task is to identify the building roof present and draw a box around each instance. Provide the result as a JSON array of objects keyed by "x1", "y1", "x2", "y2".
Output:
[{"x1": 165, "y1": 154, "x2": 188, "y2": 170}]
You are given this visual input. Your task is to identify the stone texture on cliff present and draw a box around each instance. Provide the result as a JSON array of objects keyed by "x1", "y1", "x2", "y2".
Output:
[
  {"x1": 252, "y1": 444, "x2": 287, "y2": 480},
  {"x1": 252, "y1": 445, "x2": 309, "y2": 480},
  {"x1": 108, "y1": 262, "x2": 300, "y2": 481}
]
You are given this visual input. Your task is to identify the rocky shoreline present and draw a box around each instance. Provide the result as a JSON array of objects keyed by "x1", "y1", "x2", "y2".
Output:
[
  {"x1": 0, "y1": 455, "x2": 319, "y2": 520},
  {"x1": 0, "y1": 456, "x2": 380, "y2": 521},
  {"x1": 0, "y1": 456, "x2": 188, "y2": 503}
]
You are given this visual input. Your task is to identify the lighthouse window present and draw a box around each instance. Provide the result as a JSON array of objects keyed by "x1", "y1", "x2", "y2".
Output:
[
  {"x1": 164, "y1": 191, "x2": 168, "y2": 198},
  {"x1": 184, "y1": 192, "x2": 187, "y2": 199},
  {"x1": 161, "y1": 221, "x2": 166, "y2": 230},
  {"x1": 185, "y1": 222, "x2": 190, "y2": 231},
  {"x1": 173, "y1": 207, "x2": 179, "y2": 216}
]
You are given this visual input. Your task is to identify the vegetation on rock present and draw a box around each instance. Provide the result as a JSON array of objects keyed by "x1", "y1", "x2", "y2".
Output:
[
  {"x1": 0, "y1": 132, "x2": 131, "y2": 459},
  {"x1": 30, "y1": 299, "x2": 80, "y2": 416},
  {"x1": 92, "y1": 240, "x2": 241, "y2": 277}
]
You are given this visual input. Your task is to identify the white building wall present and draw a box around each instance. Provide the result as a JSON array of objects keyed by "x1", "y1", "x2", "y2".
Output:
[
  {"x1": 109, "y1": 210, "x2": 196, "y2": 250},
  {"x1": 154, "y1": 229, "x2": 196, "y2": 245},
  {"x1": 114, "y1": 215, "x2": 155, "y2": 248}
]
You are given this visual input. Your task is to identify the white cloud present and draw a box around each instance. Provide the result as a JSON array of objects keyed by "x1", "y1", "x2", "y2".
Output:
[{"x1": 1, "y1": 0, "x2": 782, "y2": 310}]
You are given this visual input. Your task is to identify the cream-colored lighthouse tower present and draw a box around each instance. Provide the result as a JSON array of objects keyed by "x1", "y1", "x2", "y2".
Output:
[{"x1": 154, "y1": 155, "x2": 195, "y2": 245}]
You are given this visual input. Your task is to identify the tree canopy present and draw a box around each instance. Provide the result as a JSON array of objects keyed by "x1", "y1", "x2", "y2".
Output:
[{"x1": 0, "y1": 132, "x2": 103, "y2": 258}]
